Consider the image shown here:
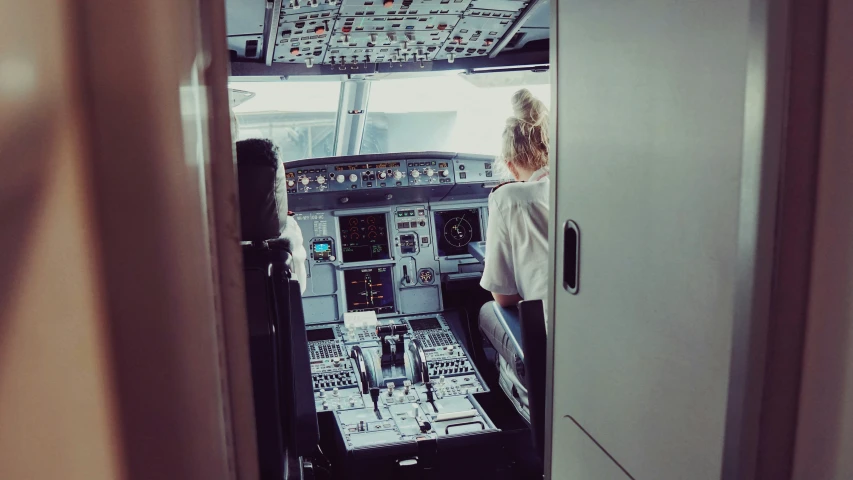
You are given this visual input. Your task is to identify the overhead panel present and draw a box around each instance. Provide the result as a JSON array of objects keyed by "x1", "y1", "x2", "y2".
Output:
[
  {"x1": 337, "y1": 0, "x2": 474, "y2": 16},
  {"x1": 276, "y1": 13, "x2": 335, "y2": 64},
  {"x1": 268, "y1": 0, "x2": 536, "y2": 67},
  {"x1": 434, "y1": 9, "x2": 518, "y2": 61}
]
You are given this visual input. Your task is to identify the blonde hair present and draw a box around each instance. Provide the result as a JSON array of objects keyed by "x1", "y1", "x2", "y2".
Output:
[{"x1": 500, "y1": 88, "x2": 549, "y2": 174}]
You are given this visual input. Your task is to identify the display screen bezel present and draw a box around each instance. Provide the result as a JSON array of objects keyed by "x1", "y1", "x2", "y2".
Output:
[
  {"x1": 338, "y1": 213, "x2": 392, "y2": 263},
  {"x1": 342, "y1": 265, "x2": 397, "y2": 315},
  {"x1": 433, "y1": 208, "x2": 483, "y2": 257}
]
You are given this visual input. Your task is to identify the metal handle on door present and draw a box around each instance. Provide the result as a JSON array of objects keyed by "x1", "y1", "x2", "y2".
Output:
[{"x1": 563, "y1": 220, "x2": 580, "y2": 294}]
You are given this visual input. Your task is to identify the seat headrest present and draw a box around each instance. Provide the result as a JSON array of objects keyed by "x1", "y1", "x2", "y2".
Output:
[{"x1": 236, "y1": 138, "x2": 289, "y2": 242}]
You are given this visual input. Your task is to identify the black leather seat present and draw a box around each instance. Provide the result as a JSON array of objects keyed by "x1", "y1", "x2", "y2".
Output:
[
  {"x1": 480, "y1": 300, "x2": 546, "y2": 459},
  {"x1": 237, "y1": 139, "x2": 319, "y2": 479}
]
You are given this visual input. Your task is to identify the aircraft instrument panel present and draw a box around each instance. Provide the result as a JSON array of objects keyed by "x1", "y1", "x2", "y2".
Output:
[
  {"x1": 289, "y1": 153, "x2": 501, "y2": 325},
  {"x1": 282, "y1": 152, "x2": 509, "y2": 470}
]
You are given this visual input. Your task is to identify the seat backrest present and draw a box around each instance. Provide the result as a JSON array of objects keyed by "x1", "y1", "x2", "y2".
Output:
[
  {"x1": 243, "y1": 240, "x2": 319, "y2": 478},
  {"x1": 519, "y1": 299, "x2": 547, "y2": 460},
  {"x1": 235, "y1": 138, "x2": 289, "y2": 243}
]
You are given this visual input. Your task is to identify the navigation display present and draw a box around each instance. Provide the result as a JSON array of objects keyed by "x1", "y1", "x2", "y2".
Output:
[
  {"x1": 434, "y1": 209, "x2": 483, "y2": 257},
  {"x1": 339, "y1": 214, "x2": 390, "y2": 263},
  {"x1": 344, "y1": 266, "x2": 396, "y2": 314}
]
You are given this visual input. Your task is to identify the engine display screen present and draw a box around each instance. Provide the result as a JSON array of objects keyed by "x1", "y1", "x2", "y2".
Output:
[
  {"x1": 434, "y1": 209, "x2": 483, "y2": 257},
  {"x1": 344, "y1": 266, "x2": 396, "y2": 314},
  {"x1": 339, "y1": 214, "x2": 390, "y2": 263}
]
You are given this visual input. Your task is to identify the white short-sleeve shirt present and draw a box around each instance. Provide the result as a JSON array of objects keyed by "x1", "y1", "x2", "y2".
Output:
[{"x1": 479, "y1": 167, "x2": 550, "y2": 309}]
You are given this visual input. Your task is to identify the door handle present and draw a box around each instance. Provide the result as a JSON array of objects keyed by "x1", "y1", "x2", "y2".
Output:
[{"x1": 563, "y1": 220, "x2": 580, "y2": 294}]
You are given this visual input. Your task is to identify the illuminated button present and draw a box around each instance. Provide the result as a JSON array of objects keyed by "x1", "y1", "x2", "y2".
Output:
[
  {"x1": 349, "y1": 173, "x2": 358, "y2": 182},
  {"x1": 336, "y1": 174, "x2": 345, "y2": 183}
]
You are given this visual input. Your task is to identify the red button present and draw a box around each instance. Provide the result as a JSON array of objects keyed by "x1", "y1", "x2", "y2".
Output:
[
  {"x1": 342, "y1": 26, "x2": 352, "y2": 33},
  {"x1": 384, "y1": 0, "x2": 394, "y2": 6},
  {"x1": 315, "y1": 26, "x2": 325, "y2": 34},
  {"x1": 291, "y1": 48, "x2": 300, "y2": 55}
]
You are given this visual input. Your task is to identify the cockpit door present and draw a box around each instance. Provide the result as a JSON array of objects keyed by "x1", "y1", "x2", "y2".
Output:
[{"x1": 545, "y1": 0, "x2": 825, "y2": 479}]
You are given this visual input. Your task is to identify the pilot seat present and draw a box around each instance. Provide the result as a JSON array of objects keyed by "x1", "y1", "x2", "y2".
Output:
[
  {"x1": 479, "y1": 300, "x2": 547, "y2": 457},
  {"x1": 237, "y1": 138, "x2": 321, "y2": 479}
]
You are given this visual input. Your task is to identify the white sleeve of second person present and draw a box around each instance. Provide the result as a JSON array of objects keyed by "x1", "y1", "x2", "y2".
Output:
[
  {"x1": 479, "y1": 195, "x2": 519, "y2": 296},
  {"x1": 281, "y1": 216, "x2": 308, "y2": 294}
]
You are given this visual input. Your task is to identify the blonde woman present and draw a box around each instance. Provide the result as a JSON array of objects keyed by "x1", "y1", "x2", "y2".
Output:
[
  {"x1": 478, "y1": 88, "x2": 549, "y2": 418},
  {"x1": 480, "y1": 88, "x2": 550, "y2": 309}
]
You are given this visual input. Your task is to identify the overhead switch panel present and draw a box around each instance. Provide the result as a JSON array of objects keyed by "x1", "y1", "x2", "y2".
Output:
[{"x1": 268, "y1": 0, "x2": 536, "y2": 66}]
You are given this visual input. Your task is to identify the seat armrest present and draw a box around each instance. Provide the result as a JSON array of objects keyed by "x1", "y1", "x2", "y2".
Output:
[{"x1": 491, "y1": 303, "x2": 524, "y2": 362}]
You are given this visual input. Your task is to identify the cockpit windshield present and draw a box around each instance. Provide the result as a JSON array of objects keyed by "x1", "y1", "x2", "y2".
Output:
[{"x1": 229, "y1": 70, "x2": 549, "y2": 163}]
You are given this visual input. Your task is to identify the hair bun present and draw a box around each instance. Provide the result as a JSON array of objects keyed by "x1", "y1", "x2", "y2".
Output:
[{"x1": 511, "y1": 88, "x2": 547, "y2": 126}]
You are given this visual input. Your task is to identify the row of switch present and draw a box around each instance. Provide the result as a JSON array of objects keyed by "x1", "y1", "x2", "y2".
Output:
[{"x1": 288, "y1": 168, "x2": 451, "y2": 188}]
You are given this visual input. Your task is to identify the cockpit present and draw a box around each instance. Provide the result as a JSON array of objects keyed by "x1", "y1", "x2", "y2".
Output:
[{"x1": 227, "y1": 1, "x2": 550, "y2": 478}]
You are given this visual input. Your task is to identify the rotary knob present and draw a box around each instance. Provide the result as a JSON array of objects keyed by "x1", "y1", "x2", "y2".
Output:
[
  {"x1": 349, "y1": 173, "x2": 358, "y2": 182},
  {"x1": 336, "y1": 174, "x2": 345, "y2": 183},
  {"x1": 440, "y1": 169, "x2": 450, "y2": 177},
  {"x1": 425, "y1": 167, "x2": 435, "y2": 177},
  {"x1": 316, "y1": 176, "x2": 326, "y2": 185},
  {"x1": 301, "y1": 177, "x2": 310, "y2": 186},
  {"x1": 393, "y1": 170, "x2": 404, "y2": 180},
  {"x1": 411, "y1": 170, "x2": 420, "y2": 178},
  {"x1": 378, "y1": 171, "x2": 388, "y2": 180},
  {"x1": 287, "y1": 179, "x2": 296, "y2": 187}
]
